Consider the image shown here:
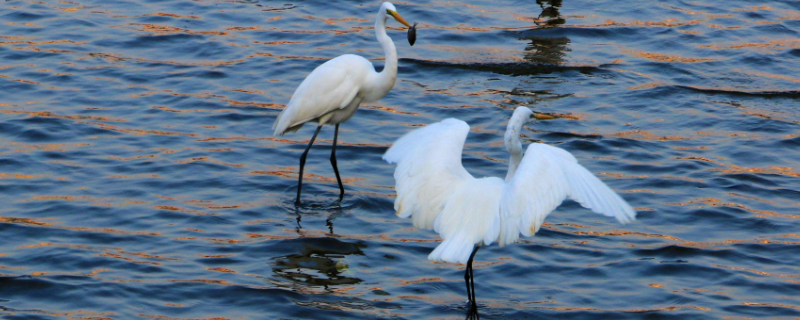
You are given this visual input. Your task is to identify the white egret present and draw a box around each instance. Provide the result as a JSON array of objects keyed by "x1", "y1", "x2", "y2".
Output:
[
  {"x1": 383, "y1": 107, "x2": 636, "y2": 311},
  {"x1": 272, "y1": 2, "x2": 413, "y2": 204}
]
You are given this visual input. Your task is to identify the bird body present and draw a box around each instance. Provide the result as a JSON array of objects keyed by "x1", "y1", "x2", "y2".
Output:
[
  {"x1": 429, "y1": 176, "x2": 503, "y2": 263},
  {"x1": 383, "y1": 118, "x2": 473, "y2": 230},
  {"x1": 272, "y1": 54, "x2": 372, "y2": 135},
  {"x1": 384, "y1": 107, "x2": 636, "y2": 313},
  {"x1": 272, "y1": 3, "x2": 408, "y2": 137},
  {"x1": 383, "y1": 107, "x2": 636, "y2": 264},
  {"x1": 271, "y1": 2, "x2": 413, "y2": 204}
]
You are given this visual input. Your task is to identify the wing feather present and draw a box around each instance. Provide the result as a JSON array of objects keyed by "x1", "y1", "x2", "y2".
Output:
[
  {"x1": 499, "y1": 143, "x2": 636, "y2": 246},
  {"x1": 383, "y1": 118, "x2": 473, "y2": 230},
  {"x1": 273, "y1": 55, "x2": 371, "y2": 135}
]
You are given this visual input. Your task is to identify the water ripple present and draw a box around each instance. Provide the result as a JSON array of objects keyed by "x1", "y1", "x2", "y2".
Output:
[{"x1": 0, "y1": 0, "x2": 798, "y2": 319}]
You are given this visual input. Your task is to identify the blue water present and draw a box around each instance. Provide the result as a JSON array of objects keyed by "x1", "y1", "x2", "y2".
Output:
[{"x1": 1, "y1": 0, "x2": 799, "y2": 319}]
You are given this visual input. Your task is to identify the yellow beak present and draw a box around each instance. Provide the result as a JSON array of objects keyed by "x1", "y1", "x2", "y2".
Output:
[
  {"x1": 532, "y1": 112, "x2": 556, "y2": 120},
  {"x1": 387, "y1": 10, "x2": 412, "y2": 28}
]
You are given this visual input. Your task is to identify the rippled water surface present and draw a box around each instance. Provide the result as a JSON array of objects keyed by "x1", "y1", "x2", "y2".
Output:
[{"x1": 1, "y1": 0, "x2": 800, "y2": 319}]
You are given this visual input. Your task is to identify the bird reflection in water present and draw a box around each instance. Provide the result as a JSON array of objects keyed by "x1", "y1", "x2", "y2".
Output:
[
  {"x1": 523, "y1": 36, "x2": 570, "y2": 66},
  {"x1": 535, "y1": 0, "x2": 565, "y2": 26},
  {"x1": 293, "y1": 204, "x2": 346, "y2": 235},
  {"x1": 524, "y1": 0, "x2": 569, "y2": 66},
  {"x1": 506, "y1": 0, "x2": 570, "y2": 108},
  {"x1": 271, "y1": 238, "x2": 365, "y2": 292}
]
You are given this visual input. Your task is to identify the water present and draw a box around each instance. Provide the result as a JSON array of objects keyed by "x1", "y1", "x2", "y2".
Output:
[{"x1": 1, "y1": 0, "x2": 799, "y2": 319}]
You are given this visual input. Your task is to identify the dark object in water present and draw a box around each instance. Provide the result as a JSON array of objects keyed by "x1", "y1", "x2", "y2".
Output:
[{"x1": 408, "y1": 22, "x2": 417, "y2": 46}]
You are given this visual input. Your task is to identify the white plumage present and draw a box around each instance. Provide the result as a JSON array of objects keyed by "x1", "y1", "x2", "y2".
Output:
[
  {"x1": 272, "y1": 2, "x2": 412, "y2": 136},
  {"x1": 271, "y1": 2, "x2": 413, "y2": 204},
  {"x1": 272, "y1": 55, "x2": 371, "y2": 135},
  {"x1": 383, "y1": 107, "x2": 636, "y2": 264}
]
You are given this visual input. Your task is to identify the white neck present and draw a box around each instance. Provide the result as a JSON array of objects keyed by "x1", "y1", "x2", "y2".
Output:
[
  {"x1": 504, "y1": 107, "x2": 532, "y2": 181},
  {"x1": 365, "y1": 11, "x2": 398, "y2": 101},
  {"x1": 504, "y1": 128, "x2": 523, "y2": 181}
]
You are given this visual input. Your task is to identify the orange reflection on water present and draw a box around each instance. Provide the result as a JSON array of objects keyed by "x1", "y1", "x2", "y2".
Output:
[
  {"x1": 108, "y1": 173, "x2": 160, "y2": 179},
  {"x1": 0, "y1": 108, "x2": 103, "y2": 129},
  {"x1": 109, "y1": 154, "x2": 157, "y2": 161},
  {"x1": 133, "y1": 23, "x2": 228, "y2": 36},
  {"x1": 628, "y1": 82, "x2": 668, "y2": 90},
  {"x1": 714, "y1": 264, "x2": 800, "y2": 279},
  {"x1": 575, "y1": 18, "x2": 703, "y2": 28},
  {"x1": 708, "y1": 24, "x2": 742, "y2": 30},
  {"x1": 154, "y1": 205, "x2": 213, "y2": 216},
  {"x1": 530, "y1": 304, "x2": 713, "y2": 313},
  {"x1": 711, "y1": 164, "x2": 800, "y2": 178},
  {"x1": 199, "y1": 254, "x2": 234, "y2": 258},
  {"x1": 362, "y1": 105, "x2": 418, "y2": 115},
  {"x1": 147, "y1": 12, "x2": 200, "y2": 19},
  {"x1": 666, "y1": 6, "x2": 734, "y2": 19},
  {"x1": 226, "y1": 88, "x2": 265, "y2": 95},
  {"x1": 396, "y1": 277, "x2": 443, "y2": 286},
  {"x1": 624, "y1": 50, "x2": 717, "y2": 63},
  {"x1": 151, "y1": 106, "x2": 233, "y2": 113},
  {"x1": 0, "y1": 305, "x2": 115, "y2": 319},
  {"x1": 611, "y1": 129, "x2": 692, "y2": 141},
  {"x1": 222, "y1": 99, "x2": 284, "y2": 109},
  {"x1": 174, "y1": 156, "x2": 243, "y2": 168},
  {"x1": 0, "y1": 216, "x2": 51, "y2": 226},
  {"x1": 98, "y1": 250, "x2": 161, "y2": 266},
  {"x1": 253, "y1": 40, "x2": 308, "y2": 46},
  {"x1": 90, "y1": 122, "x2": 197, "y2": 137},
  {"x1": 0, "y1": 173, "x2": 49, "y2": 179},
  {"x1": 226, "y1": 26, "x2": 261, "y2": 31},
  {"x1": 664, "y1": 197, "x2": 796, "y2": 219},
  {"x1": 0, "y1": 39, "x2": 88, "y2": 47},
  {"x1": 727, "y1": 192, "x2": 775, "y2": 205},
  {"x1": 250, "y1": 167, "x2": 366, "y2": 185},
  {"x1": 741, "y1": 302, "x2": 800, "y2": 311},
  {"x1": 733, "y1": 6, "x2": 773, "y2": 12}
]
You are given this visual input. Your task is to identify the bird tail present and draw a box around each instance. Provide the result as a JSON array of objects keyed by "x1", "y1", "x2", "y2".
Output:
[
  {"x1": 428, "y1": 233, "x2": 474, "y2": 264},
  {"x1": 272, "y1": 108, "x2": 290, "y2": 136}
]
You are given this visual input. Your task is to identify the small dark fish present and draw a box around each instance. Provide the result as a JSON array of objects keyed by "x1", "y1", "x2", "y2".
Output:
[{"x1": 407, "y1": 22, "x2": 417, "y2": 46}]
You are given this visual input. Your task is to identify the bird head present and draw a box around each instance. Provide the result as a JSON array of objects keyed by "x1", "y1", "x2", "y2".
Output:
[
  {"x1": 512, "y1": 106, "x2": 535, "y2": 125},
  {"x1": 382, "y1": 2, "x2": 412, "y2": 28},
  {"x1": 504, "y1": 107, "x2": 533, "y2": 157}
]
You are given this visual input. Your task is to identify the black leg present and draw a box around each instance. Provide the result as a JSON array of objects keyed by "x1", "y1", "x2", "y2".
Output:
[
  {"x1": 466, "y1": 246, "x2": 480, "y2": 313},
  {"x1": 294, "y1": 207, "x2": 302, "y2": 233},
  {"x1": 296, "y1": 126, "x2": 322, "y2": 205},
  {"x1": 464, "y1": 262, "x2": 472, "y2": 303},
  {"x1": 330, "y1": 123, "x2": 345, "y2": 201}
]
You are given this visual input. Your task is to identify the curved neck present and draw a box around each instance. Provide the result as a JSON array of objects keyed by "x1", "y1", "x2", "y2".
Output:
[
  {"x1": 504, "y1": 108, "x2": 531, "y2": 181},
  {"x1": 504, "y1": 129, "x2": 523, "y2": 181},
  {"x1": 371, "y1": 13, "x2": 398, "y2": 97}
]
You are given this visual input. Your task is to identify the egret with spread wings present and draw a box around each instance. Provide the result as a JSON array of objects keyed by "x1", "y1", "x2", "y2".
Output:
[
  {"x1": 273, "y1": 2, "x2": 413, "y2": 204},
  {"x1": 383, "y1": 107, "x2": 636, "y2": 312}
]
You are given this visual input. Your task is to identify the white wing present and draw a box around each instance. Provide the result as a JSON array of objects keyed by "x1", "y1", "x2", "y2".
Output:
[
  {"x1": 498, "y1": 143, "x2": 636, "y2": 246},
  {"x1": 273, "y1": 54, "x2": 372, "y2": 135},
  {"x1": 383, "y1": 118, "x2": 474, "y2": 230},
  {"x1": 428, "y1": 177, "x2": 504, "y2": 263}
]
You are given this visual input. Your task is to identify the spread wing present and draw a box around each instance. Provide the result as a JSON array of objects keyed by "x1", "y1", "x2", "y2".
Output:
[
  {"x1": 273, "y1": 55, "x2": 370, "y2": 135},
  {"x1": 383, "y1": 118, "x2": 474, "y2": 230},
  {"x1": 498, "y1": 143, "x2": 636, "y2": 246}
]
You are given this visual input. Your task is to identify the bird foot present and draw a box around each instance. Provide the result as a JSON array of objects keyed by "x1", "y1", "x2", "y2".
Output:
[{"x1": 466, "y1": 302, "x2": 480, "y2": 320}]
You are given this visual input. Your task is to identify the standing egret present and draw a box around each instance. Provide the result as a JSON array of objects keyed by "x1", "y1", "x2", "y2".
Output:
[
  {"x1": 383, "y1": 107, "x2": 636, "y2": 313},
  {"x1": 273, "y1": 2, "x2": 413, "y2": 205}
]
